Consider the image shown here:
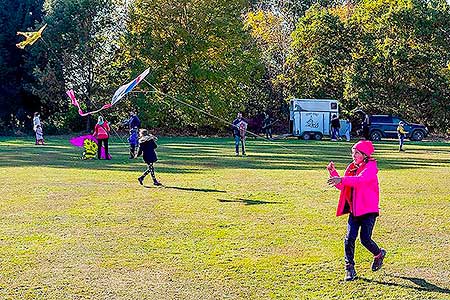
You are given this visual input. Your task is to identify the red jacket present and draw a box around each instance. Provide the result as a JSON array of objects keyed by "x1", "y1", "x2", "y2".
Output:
[
  {"x1": 329, "y1": 160, "x2": 380, "y2": 217},
  {"x1": 93, "y1": 122, "x2": 110, "y2": 139}
]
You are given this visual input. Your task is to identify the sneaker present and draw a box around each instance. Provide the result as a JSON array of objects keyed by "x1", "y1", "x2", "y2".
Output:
[
  {"x1": 345, "y1": 264, "x2": 357, "y2": 281},
  {"x1": 138, "y1": 177, "x2": 144, "y2": 185},
  {"x1": 235, "y1": 153, "x2": 239, "y2": 156},
  {"x1": 153, "y1": 181, "x2": 162, "y2": 186},
  {"x1": 372, "y1": 249, "x2": 386, "y2": 271},
  {"x1": 242, "y1": 152, "x2": 246, "y2": 156}
]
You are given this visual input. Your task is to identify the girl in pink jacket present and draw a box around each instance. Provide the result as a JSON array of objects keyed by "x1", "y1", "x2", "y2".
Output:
[{"x1": 327, "y1": 140, "x2": 386, "y2": 281}]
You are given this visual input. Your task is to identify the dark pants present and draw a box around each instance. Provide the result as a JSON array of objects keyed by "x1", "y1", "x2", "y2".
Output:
[
  {"x1": 398, "y1": 134, "x2": 404, "y2": 150},
  {"x1": 130, "y1": 144, "x2": 137, "y2": 158},
  {"x1": 265, "y1": 128, "x2": 272, "y2": 139},
  {"x1": 97, "y1": 138, "x2": 109, "y2": 159},
  {"x1": 344, "y1": 213, "x2": 381, "y2": 265}
]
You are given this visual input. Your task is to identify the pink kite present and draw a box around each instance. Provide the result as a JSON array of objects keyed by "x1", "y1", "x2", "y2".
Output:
[
  {"x1": 67, "y1": 68, "x2": 150, "y2": 116},
  {"x1": 66, "y1": 90, "x2": 112, "y2": 116},
  {"x1": 70, "y1": 134, "x2": 111, "y2": 159}
]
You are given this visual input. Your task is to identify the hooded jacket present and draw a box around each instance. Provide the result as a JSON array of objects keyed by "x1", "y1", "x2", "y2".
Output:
[
  {"x1": 329, "y1": 160, "x2": 380, "y2": 217},
  {"x1": 137, "y1": 135, "x2": 158, "y2": 163}
]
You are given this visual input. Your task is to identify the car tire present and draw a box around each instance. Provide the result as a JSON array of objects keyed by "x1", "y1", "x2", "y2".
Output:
[
  {"x1": 411, "y1": 130, "x2": 424, "y2": 141},
  {"x1": 370, "y1": 130, "x2": 382, "y2": 141},
  {"x1": 313, "y1": 133, "x2": 323, "y2": 140},
  {"x1": 303, "y1": 132, "x2": 311, "y2": 140}
]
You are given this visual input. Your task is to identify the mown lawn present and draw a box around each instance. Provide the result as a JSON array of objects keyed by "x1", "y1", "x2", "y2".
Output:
[{"x1": 0, "y1": 136, "x2": 449, "y2": 299}]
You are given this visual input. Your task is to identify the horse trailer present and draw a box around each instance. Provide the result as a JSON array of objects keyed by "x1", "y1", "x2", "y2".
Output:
[{"x1": 289, "y1": 99, "x2": 339, "y2": 140}]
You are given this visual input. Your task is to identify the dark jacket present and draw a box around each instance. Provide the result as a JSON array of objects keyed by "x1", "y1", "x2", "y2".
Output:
[
  {"x1": 129, "y1": 115, "x2": 141, "y2": 129},
  {"x1": 137, "y1": 136, "x2": 158, "y2": 163},
  {"x1": 232, "y1": 118, "x2": 242, "y2": 137},
  {"x1": 331, "y1": 117, "x2": 340, "y2": 129}
]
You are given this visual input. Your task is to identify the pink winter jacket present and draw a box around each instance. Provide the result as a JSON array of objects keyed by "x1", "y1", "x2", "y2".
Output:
[{"x1": 329, "y1": 160, "x2": 380, "y2": 217}]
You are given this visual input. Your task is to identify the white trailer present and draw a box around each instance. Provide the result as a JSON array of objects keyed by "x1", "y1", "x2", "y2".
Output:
[{"x1": 289, "y1": 98, "x2": 339, "y2": 140}]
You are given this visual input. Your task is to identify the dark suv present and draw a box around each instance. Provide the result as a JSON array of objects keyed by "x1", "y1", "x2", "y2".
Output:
[{"x1": 368, "y1": 115, "x2": 428, "y2": 141}]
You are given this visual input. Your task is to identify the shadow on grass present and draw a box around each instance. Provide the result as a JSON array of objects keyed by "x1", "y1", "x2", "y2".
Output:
[
  {"x1": 143, "y1": 184, "x2": 226, "y2": 193},
  {"x1": 359, "y1": 275, "x2": 450, "y2": 294},
  {"x1": 218, "y1": 198, "x2": 281, "y2": 205},
  {"x1": 0, "y1": 137, "x2": 449, "y2": 172}
]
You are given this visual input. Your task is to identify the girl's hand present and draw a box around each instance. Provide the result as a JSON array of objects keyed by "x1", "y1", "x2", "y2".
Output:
[
  {"x1": 327, "y1": 176, "x2": 342, "y2": 186},
  {"x1": 327, "y1": 161, "x2": 336, "y2": 172}
]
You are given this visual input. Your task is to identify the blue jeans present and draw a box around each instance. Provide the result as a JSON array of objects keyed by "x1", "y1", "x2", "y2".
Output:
[
  {"x1": 234, "y1": 135, "x2": 245, "y2": 154},
  {"x1": 344, "y1": 213, "x2": 381, "y2": 265}
]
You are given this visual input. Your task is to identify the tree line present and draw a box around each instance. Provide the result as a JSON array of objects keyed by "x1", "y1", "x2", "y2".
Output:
[{"x1": 1, "y1": 0, "x2": 449, "y2": 135}]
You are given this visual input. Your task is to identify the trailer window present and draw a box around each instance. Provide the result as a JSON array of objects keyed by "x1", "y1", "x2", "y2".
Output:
[{"x1": 331, "y1": 103, "x2": 337, "y2": 109}]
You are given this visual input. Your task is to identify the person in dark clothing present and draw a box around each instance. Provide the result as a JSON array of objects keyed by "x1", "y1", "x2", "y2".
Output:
[
  {"x1": 128, "y1": 127, "x2": 139, "y2": 158},
  {"x1": 362, "y1": 114, "x2": 371, "y2": 140},
  {"x1": 232, "y1": 112, "x2": 247, "y2": 156},
  {"x1": 262, "y1": 112, "x2": 273, "y2": 139},
  {"x1": 128, "y1": 111, "x2": 141, "y2": 130},
  {"x1": 136, "y1": 129, "x2": 161, "y2": 186},
  {"x1": 331, "y1": 114, "x2": 341, "y2": 141}
]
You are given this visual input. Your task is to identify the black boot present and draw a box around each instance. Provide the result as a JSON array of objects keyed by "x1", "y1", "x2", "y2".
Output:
[
  {"x1": 138, "y1": 176, "x2": 144, "y2": 185},
  {"x1": 372, "y1": 249, "x2": 386, "y2": 271},
  {"x1": 345, "y1": 264, "x2": 357, "y2": 281}
]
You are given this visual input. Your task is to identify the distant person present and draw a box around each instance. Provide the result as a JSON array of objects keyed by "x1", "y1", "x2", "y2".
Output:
[
  {"x1": 397, "y1": 121, "x2": 407, "y2": 152},
  {"x1": 93, "y1": 116, "x2": 110, "y2": 160},
  {"x1": 35, "y1": 124, "x2": 45, "y2": 145},
  {"x1": 262, "y1": 112, "x2": 273, "y2": 140},
  {"x1": 232, "y1": 112, "x2": 247, "y2": 156},
  {"x1": 33, "y1": 112, "x2": 43, "y2": 144},
  {"x1": 331, "y1": 114, "x2": 340, "y2": 141},
  {"x1": 128, "y1": 127, "x2": 139, "y2": 159},
  {"x1": 344, "y1": 119, "x2": 352, "y2": 142},
  {"x1": 327, "y1": 140, "x2": 386, "y2": 281},
  {"x1": 362, "y1": 114, "x2": 370, "y2": 140},
  {"x1": 128, "y1": 111, "x2": 141, "y2": 130},
  {"x1": 137, "y1": 129, "x2": 162, "y2": 186}
]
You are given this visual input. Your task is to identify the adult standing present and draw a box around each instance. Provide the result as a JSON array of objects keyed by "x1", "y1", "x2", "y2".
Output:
[
  {"x1": 93, "y1": 116, "x2": 111, "y2": 160},
  {"x1": 128, "y1": 111, "x2": 141, "y2": 130},
  {"x1": 331, "y1": 114, "x2": 340, "y2": 141},
  {"x1": 262, "y1": 112, "x2": 273, "y2": 140},
  {"x1": 362, "y1": 114, "x2": 371, "y2": 140},
  {"x1": 232, "y1": 112, "x2": 247, "y2": 156}
]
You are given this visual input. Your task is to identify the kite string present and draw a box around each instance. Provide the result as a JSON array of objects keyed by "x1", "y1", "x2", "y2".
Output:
[{"x1": 142, "y1": 79, "x2": 299, "y2": 155}]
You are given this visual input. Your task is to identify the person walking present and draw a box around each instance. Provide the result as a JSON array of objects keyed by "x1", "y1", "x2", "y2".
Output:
[
  {"x1": 331, "y1": 114, "x2": 340, "y2": 141},
  {"x1": 327, "y1": 140, "x2": 386, "y2": 281},
  {"x1": 137, "y1": 129, "x2": 162, "y2": 186},
  {"x1": 397, "y1": 121, "x2": 407, "y2": 152}
]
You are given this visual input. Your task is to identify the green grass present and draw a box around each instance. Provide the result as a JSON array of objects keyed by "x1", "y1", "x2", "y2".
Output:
[{"x1": 0, "y1": 136, "x2": 449, "y2": 299}]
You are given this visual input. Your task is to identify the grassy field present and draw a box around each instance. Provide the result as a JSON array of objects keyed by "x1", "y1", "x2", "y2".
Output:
[{"x1": 0, "y1": 135, "x2": 449, "y2": 299}]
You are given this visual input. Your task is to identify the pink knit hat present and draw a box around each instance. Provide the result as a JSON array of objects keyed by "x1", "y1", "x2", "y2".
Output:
[{"x1": 353, "y1": 140, "x2": 375, "y2": 156}]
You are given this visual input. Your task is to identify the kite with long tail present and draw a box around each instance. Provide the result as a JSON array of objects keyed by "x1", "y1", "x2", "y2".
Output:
[
  {"x1": 67, "y1": 68, "x2": 150, "y2": 116},
  {"x1": 16, "y1": 24, "x2": 47, "y2": 49}
]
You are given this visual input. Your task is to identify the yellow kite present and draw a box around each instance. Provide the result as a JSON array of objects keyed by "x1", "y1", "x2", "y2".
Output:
[{"x1": 16, "y1": 24, "x2": 47, "y2": 49}]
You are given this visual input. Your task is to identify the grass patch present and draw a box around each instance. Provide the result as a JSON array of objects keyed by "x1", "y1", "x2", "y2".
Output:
[{"x1": 0, "y1": 136, "x2": 449, "y2": 299}]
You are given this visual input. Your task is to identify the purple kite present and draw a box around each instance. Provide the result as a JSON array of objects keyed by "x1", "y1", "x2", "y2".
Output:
[{"x1": 70, "y1": 134, "x2": 111, "y2": 159}]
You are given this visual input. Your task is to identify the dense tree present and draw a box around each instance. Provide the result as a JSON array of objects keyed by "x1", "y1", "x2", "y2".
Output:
[
  {"x1": 26, "y1": 0, "x2": 126, "y2": 131},
  {"x1": 120, "y1": 0, "x2": 266, "y2": 131},
  {"x1": 286, "y1": 4, "x2": 352, "y2": 101},
  {"x1": 343, "y1": 0, "x2": 450, "y2": 130},
  {"x1": 0, "y1": 0, "x2": 44, "y2": 133}
]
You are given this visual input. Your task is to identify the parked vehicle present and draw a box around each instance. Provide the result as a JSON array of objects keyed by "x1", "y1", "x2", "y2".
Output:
[
  {"x1": 367, "y1": 115, "x2": 428, "y2": 141},
  {"x1": 289, "y1": 99, "x2": 339, "y2": 140}
]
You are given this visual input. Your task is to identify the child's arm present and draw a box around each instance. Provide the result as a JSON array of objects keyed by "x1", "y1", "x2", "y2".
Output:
[
  {"x1": 327, "y1": 161, "x2": 344, "y2": 190},
  {"x1": 136, "y1": 145, "x2": 142, "y2": 157},
  {"x1": 340, "y1": 163, "x2": 378, "y2": 187}
]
